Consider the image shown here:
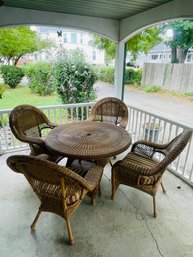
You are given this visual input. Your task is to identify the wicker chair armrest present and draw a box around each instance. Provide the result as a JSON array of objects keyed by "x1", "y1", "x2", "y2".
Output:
[
  {"x1": 18, "y1": 134, "x2": 46, "y2": 146},
  {"x1": 120, "y1": 117, "x2": 128, "y2": 129},
  {"x1": 131, "y1": 140, "x2": 167, "y2": 158},
  {"x1": 45, "y1": 121, "x2": 59, "y2": 128},
  {"x1": 58, "y1": 165, "x2": 103, "y2": 192},
  {"x1": 84, "y1": 165, "x2": 103, "y2": 191}
]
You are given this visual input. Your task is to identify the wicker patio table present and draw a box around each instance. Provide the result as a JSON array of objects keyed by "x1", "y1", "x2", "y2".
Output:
[{"x1": 45, "y1": 121, "x2": 132, "y2": 162}]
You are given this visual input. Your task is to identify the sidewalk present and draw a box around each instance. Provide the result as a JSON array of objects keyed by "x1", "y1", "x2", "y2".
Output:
[{"x1": 95, "y1": 81, "x2": 193, "y2": 127}]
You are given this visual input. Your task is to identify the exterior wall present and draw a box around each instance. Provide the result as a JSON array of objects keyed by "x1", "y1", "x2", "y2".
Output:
[
  {"x1": 21, "y1": 27, "x2": 105, "y2": 66},
  {"x1": 127, "y1": 44, "x2": 193, "y2": 68}
]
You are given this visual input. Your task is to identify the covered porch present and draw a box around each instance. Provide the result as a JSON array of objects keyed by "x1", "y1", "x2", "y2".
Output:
[
  {"x1": 1, "y1": 148, "x2": 193, "y2": 256},
  {"x1": 0, "y1": 101, "x2": 193, "y2": 255},
  {"x1": 1, "y1": 1, "x2": 193, "y2": 255}
]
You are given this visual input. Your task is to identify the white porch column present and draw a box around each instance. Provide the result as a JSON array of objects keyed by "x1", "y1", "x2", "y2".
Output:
[{"x1": 114, "y1": 41, "x2": 126, "y2": 100}]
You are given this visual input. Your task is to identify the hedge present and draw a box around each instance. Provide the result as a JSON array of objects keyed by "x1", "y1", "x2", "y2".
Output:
[{"x1": 96, "y1": 66, "x2": 142, "y2": 85}]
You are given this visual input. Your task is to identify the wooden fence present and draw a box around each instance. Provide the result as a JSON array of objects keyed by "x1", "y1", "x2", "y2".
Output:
[{"x1": 141, "y1": 63, "x2": 193, "y2": 92}]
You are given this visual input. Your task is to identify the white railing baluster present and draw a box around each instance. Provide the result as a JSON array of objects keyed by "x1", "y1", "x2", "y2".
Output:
[
  {"x1": 138, "y1": 111, "x2": 143, "y2": 140},
  {"x1": 190, "y1": 162, "x2": 193, "y2": 181},
  {"x1": 59, "y1": 107, "x2": 62, "y2": 124},
  {"x1": 0, "y1": 103, "x2": 193, "y2": 186},
  {"x1": 134, "y1": 110, "x2": 139, "y2": 141},
  {"x1": 182, "y1": 137, "x2": 192, "y2": 177},
  {"x1": 175, "y1": 126, "x2": 182, "y2": 173}
]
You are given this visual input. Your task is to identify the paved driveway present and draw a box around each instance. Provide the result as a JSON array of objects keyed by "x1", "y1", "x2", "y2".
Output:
[{"x1": 95, "y1": 81, "x2": 193, "y2": 127}]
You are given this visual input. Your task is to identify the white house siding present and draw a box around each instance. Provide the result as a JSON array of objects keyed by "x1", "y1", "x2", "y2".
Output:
[{"x1": 25, "y1": 26, "x2": 105, "y2": 66}]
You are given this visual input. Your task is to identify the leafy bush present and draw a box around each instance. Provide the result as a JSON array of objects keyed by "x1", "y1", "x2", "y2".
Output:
[
  {"x1": 143, "y1": 85, "x2": 162, "y2": 93},
  {"x1": 184, "y1": 92, "x2": 193, "y2": 97},
  {"x1": 96, "y1": 66, "x2": 142, "y2": 85},
  {"x1": 0, "y1": 84, "x2": 5, "y2": 99},
  {"x1": 125, "y1": 68, "x2": 142, "y2": 85},
  {"x1": 1, "y1": 65, "x2": 24, "y2": 88},
  {"x1": 97, "y1": 66, "x2": 114, "y2": 84},
  {"x1": 25, "y1": 62, "x2": 55, "y2": 96},
  {"x1": 53, "y1": 50, "x2": 97, "y2": 105}
]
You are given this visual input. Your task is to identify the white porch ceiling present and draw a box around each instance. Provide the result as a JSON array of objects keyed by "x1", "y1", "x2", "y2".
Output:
[{"x1": 4, "y1": 0, "x2": 173, "y2": 20}]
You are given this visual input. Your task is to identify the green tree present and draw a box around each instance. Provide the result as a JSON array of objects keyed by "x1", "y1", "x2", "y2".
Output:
[
  {"x1": 0, "y1": 26, "x2": 54, "y2": 66},
  {"x1": 90, "y1": 27, "x2": 161, "y2": 62},
  {"x1": 163, "y1": 20, "x2": 193, "y2": 63}
]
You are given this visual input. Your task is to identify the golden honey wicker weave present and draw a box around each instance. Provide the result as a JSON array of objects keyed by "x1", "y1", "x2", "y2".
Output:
[
  {"x1": 7, "y1": 154, "x2": 103, "y2": 245},
  {"x1": 88, "y1": 97, "x2": 128, "y2": 129},
  {"x1": 9, "y1": 104, "x2": 63, "y2": 163},
  {"x1": 111, "y1": 130, "x2": 192, "y2": 217}
]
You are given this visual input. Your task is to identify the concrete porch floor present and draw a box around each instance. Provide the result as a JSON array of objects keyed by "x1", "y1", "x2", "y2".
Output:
[{"x1": 1, "y1": 150, "x2": 193, "y2": 257}]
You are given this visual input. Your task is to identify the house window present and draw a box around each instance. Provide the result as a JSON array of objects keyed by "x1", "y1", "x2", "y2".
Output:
[
  {"x1": 151, "y1": 54, "x2": 158, "y2": 60},
  {"x1": 45, "y1": 53, "x2": 49, "y2": 61},
  {"x1": 71, "y1": 33, "x2": 77, "y2": 44},
  {"x1": 63, "y1": 33, "x2": 67, "y2": 43},
  {"x1": 92, "y1": 51, "x2": 96, "y2": 60},
  {"x1": 187, "y1": 53, "x2": 192, "y2": 62}
]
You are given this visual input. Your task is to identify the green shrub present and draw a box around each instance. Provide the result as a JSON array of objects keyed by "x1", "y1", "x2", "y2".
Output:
[
  {"x1": 184, "y1": 92, "x2": 193, "y2": 97},
  {"x1": 0, "y1": 65, "x2": 24, "y2": 88},
  {"x1": 25, "y1": 62, "x2": 55, "y2": 96},
  {"x1": 0, "y1": 84, "x2": 5, "y2": 99},
  {"x1": 97, "y1": 66, "x2": 114, "y2": 84},
  {"x1": 96, "y1": 66, "x2": 142, "y2": 85},
  {"x1": 125, "y1": 68, "x2": 142, "y2": 85},
  {"x1": 143, "y1": 85, "x2": 162, "y2": 93},
  {"x1": 53, "y1": 50, "x2": 97, "y2": 105}
]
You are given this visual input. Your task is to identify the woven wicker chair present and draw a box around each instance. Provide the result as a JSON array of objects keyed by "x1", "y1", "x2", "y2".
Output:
[
  {"x1": 7, "y1": 154, "x2": 103, "y2": 245},
  {"x1": 88, "y1": 97, "x2": 128, "y2": 129},
  {"x1": 111, "y1": 130, "x2": 192, "y2": 217},
  {"x1": 9, "y1": 104, "x2": 63, "y2": 163}
]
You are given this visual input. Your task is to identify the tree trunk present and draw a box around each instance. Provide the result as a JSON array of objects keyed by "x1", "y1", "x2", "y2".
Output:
[
  {"x1": 177, "y1": 48, "x2": 188, "y2": 63},
  {"x1": 14, "y1": 55, "x2": 23, "y2": 66},
  {"x1": 171, "y1": 47, "x2": 178, "y2": 63}
]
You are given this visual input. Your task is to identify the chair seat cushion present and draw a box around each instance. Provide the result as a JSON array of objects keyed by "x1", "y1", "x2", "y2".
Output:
[
  {"x1": 114, "y1": 153, "x2": 160, "y2": 185},
  {"x1": 66, "y1": 191, "x2": 81, "y2": 205}
]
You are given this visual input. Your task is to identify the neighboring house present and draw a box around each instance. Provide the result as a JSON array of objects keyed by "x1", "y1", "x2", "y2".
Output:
[
  {"x1": 21, "y1": 26, "x2": 105, "y2": 66},
  {"x1": 126, "y1": 43, "x2": 193, "y2": 68}
]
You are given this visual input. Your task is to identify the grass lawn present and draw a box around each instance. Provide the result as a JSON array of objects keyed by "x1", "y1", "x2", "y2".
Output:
[{"x1": 0, "y1": 85, "x2": 60, "y2": 110}]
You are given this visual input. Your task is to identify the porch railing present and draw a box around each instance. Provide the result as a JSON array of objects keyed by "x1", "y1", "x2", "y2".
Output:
[{"x1": 0, "y1": 102, "x2": 193, "y2": 186}]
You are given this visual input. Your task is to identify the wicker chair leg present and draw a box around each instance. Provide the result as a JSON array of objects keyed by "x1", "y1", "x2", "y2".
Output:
[
  {"x1": 111, "y1": 170, "x2": 117, "y2": 200},
  {"x1": 111, "y1": 189, "x2": 115, "y2": 200},
  {"x1": 161, "y1": 182, "x2": 166, "y2": 193},
  {"x1": 153, "y1": 195, "x2": 157, "y2": 218},
  {"x1": 31, "y1": 209, "x2": 42, "y2": 230},
  {"x1": 91, "y1": 197, "x2": 96, "y2": 206},
  {"x1": 66, "y1": 219, "x2": 75, "y2": 245}
]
